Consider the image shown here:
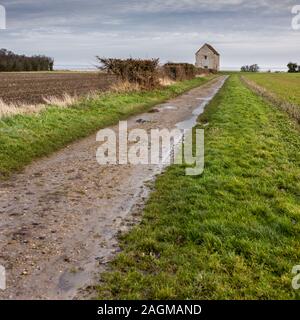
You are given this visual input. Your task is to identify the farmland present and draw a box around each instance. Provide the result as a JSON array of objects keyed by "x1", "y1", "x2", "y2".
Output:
[
  {"x1": 0, "y1": 72, "x2": 117, "y2": 104},
  {"x1": 243, "y1": 73, "x2": 300, "y2": 106},
  {"x1": 0, "y1": 75, "x2": 215, "y2": 177}
]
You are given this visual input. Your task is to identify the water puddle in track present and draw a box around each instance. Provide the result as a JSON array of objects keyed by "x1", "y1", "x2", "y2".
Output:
[{"x1": 176, "y1": 77, "x2": 227, "y2": 131}]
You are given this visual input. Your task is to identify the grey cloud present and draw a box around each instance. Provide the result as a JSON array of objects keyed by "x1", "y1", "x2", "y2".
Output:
[{"x1": 0, "y1": 0, "x2": 299, "y2": 70}]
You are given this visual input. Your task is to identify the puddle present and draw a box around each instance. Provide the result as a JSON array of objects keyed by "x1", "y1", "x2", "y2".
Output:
[
  {"x1": 136, "y1": 119, "x2": 150, "y2": 124},
  {"x1": 160, "y1": 105, "x2": 178, "y2": 111},
  {"x1": 196, "y1": 97, "x2": 211, "y2": 101},
  {"x1": 176, "y1": 77, "x2": 227, "y2": 130}
]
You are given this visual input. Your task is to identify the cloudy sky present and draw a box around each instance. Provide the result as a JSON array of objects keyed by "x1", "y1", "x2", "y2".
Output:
[{"x1": 0, "y1": 0, "x2": 299, "y2": 70}]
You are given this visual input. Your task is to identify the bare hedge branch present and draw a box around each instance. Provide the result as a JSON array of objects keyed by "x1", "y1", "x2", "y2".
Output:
[
  {"x1": 96, "y1": 57, "x2": 160, "y2": 89},
  {"x1": 163, "y1": 63, "x2": 197, "y2": 81}
]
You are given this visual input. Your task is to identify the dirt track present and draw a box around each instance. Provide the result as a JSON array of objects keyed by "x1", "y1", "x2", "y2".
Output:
[
  {"x1": 0, "y1": 76, "x2": 227, "y2": 300},
  {"x1": 0, "y1": 72, "x2": 117, "y2": 104}
]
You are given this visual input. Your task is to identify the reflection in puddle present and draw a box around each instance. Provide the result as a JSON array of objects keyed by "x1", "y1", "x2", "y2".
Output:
[
  {"x1": 176, "y1": 77, "x2": 228, "y2": 130},
  {"x1": 196, "y1": 97, "x2": 212, "y2": 101},
  {"x1": 160, "y1": 105, "x2": 178, "y2": 111}
]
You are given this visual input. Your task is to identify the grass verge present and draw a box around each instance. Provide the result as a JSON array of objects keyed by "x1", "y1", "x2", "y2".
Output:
[
  {"x1": 97, "y1": 75, "x2": 300, "y2": 300},
  {"x1": 0, "y1": 76, "x2": 215, "y2": 177}
]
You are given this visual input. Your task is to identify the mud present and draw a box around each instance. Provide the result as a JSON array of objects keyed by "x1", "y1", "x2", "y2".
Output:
[{"x1": 0, "y1": 76, "x2": 227, "y2": 300}]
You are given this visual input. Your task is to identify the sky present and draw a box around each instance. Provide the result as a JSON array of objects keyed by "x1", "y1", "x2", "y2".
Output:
[{"x1": 0, "y1": 0, "x2": 300, "y2": 70}]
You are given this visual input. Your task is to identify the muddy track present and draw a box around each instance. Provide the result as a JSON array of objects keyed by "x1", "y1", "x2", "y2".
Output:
[{"x1": 0, "y1": 76, "x2": 227, "y2": 300}]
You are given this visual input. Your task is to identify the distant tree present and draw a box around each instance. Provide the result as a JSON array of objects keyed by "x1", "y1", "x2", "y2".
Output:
[
  {"x1": 287, "y1": 62, "x2": 298, "y2": 73},
  {"x1": 0, "y1": 49, "x2": 54, "y2": 72},
  {"x1": 249, "y1": 64, "x2": 260, "y2": 72},
  {"x1": 241, "y1": 65, "x2": 249, "y2": 72},
  {"x1": 241, "y1": 64, "x2": 260, "y2": 72}
]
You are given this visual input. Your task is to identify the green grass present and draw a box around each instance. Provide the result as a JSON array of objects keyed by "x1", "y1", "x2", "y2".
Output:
[
  {"x1": 97, "y1": 75, "x2": 300, "y2": 300},
  {"x1": 0, "y1": 76, "x2": 214, "y2": 177},
  {"x1": 243, "y1": 73, "x2": 300, "y2": 106}
]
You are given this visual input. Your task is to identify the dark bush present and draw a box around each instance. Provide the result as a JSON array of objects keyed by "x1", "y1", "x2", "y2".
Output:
[
  {"x1": 0, "y1": 49, "x2": 54, "y2": 72},
  {"x1": 163, "y1": 63, "x2": 197, "y2": 81},
  {"x1": 287, "y1": 62, "x2": 298, "y2": 73},
  {"x1": 97, "y1": 57, "x2": 160, "y2": 89},
  {"x1": 241, "y1": 64, "x2": 260, "y2": 72}
]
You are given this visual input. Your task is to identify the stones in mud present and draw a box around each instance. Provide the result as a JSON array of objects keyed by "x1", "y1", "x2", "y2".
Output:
[
  {"x1": 148, "y1": 108, "x2": 160, "y2": 113},
  {"x1": 21, "y1": 270, "x2": 28, "y2": 276},
  {"x1": 136, "y1": 119, "x2": 150, "y2": 124},
  {"x1": 12, "y1": 227, "x2": 30, "y2": 241},
  {"x1": 95, "y1": 256, "x2": 110, "y2": 265},
  {"x1": 63, "y1": 256, "x2": 71, "y2": 263}
]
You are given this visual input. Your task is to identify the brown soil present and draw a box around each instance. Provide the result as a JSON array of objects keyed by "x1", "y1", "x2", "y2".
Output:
[{"x1": 0, "y1": 72, "x2": 117, "y2": 104}]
